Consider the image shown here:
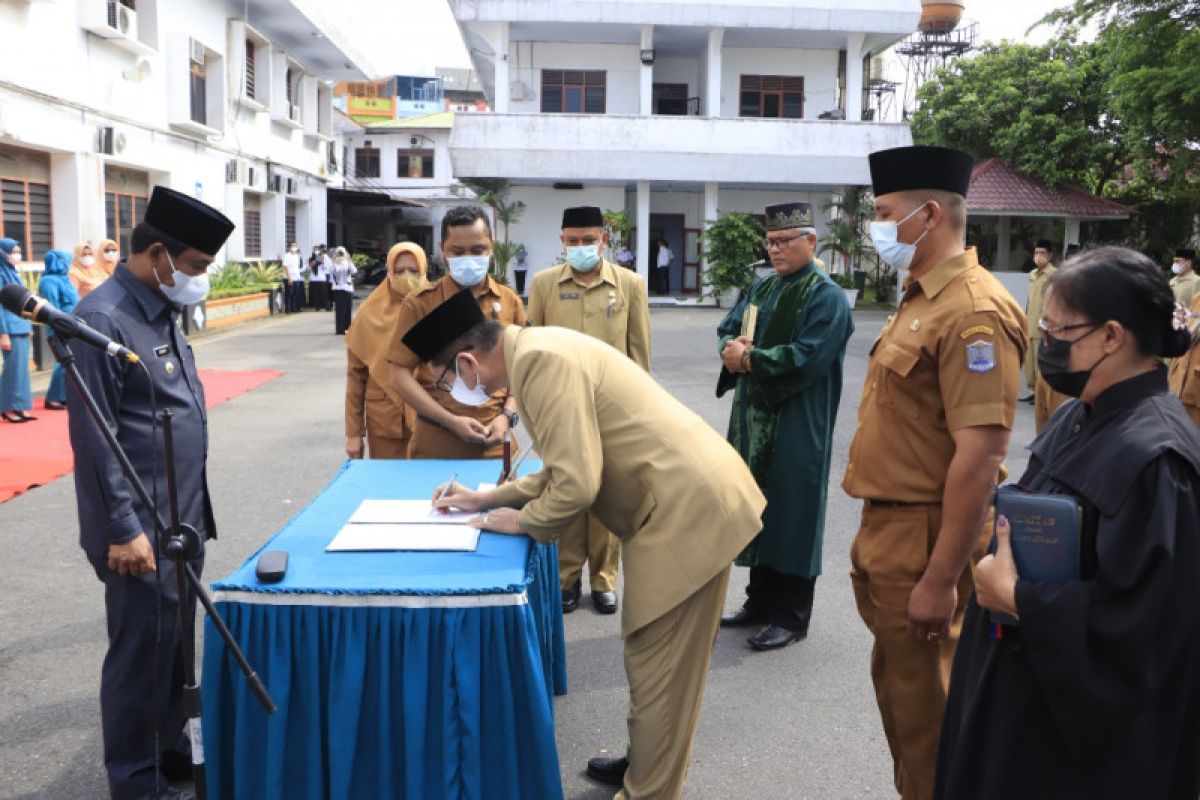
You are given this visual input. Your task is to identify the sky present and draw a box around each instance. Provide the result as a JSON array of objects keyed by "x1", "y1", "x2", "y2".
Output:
[{"x1": 343, "y1": 0, "x2": 1079, "y2": 79}]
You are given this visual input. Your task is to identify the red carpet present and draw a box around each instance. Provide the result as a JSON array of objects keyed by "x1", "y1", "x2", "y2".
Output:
[{"x1": 0, "y1": 369, "x2": 283, "y2": 504}]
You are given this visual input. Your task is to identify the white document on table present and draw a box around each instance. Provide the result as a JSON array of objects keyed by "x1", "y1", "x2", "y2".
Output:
[
  {"x1": 348, "y1": 499, "x2": 475, "y2": 525},
  {"x1": 325, "y1": 522, "x2": 481, "y2": 552}
]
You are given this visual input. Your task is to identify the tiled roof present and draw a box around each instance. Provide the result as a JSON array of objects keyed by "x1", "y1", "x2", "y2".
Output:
[{"x1": 967, "y1": 158, "x2": 1133, "y2": 219}]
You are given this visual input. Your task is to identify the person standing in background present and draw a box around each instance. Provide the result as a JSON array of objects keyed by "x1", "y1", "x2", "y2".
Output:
[
  {"x1": 69, "y1": 241, "x2": 108, "y2": 298},
  {"x1": 37, "y1": 248, "x2": 79, "y2": 410},
  {"x1": 0, "y1": 238, "x2": 36, "y2": 423},
  {"x1": 526, "y1": 205, "x2": 651, "y2": 615},
  {"x1": 307, "y1": 244, "x2": 331, "y2": 311},
  {"x1": 345, "y1": 242, "x2": 428, "y2": 459},
  {"x1": 98, "y1": 239, "x2": 120, "y2": 276},
  {"x1": 1170, "y1": 248, "x2": 1199, "y2": 307},
  {"x1": 330, "y1": 246, "x2": 357, "y2": 335},
  {"x1": 1169, "y1": 292, "x2": 1200, "y2": 427},
  {"x1": 655, "y1": 238, "x2": 673, "y2": 295},
  {"x1": 282, "y1": 242, "x2": 303, "y2": 313},
  {"x1": 1022, "y1": 240, "x2": 1056, "y2": 404}
]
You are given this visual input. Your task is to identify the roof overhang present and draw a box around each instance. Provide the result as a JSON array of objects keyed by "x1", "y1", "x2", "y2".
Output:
[{"x1": 239, "y1": 0, "x2": 374, "y2": 80}]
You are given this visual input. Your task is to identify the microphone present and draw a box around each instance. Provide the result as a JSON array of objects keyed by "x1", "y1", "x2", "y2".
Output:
[{"x1": 0, "y1": 284, "x2": 140, "y2": 363}]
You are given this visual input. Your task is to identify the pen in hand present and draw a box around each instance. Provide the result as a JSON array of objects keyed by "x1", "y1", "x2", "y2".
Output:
[{"x1": 433, "y1": 472, "x2": 457, "y2": 514}]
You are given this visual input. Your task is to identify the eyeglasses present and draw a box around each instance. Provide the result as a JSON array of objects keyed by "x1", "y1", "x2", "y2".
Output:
[
  {"x1": 762, "y1": 233, "x2": 808, "y2": 251},
  {"x1": 1038, "y1": 319, "x2": 1098, "y2": 345},
  {"x1": 433, "y1": 349, "x2": 474, "y2": 392}
]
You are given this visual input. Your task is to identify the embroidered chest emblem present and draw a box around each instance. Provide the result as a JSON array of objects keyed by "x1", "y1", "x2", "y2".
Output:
[
  {"x1": 909, "y1": 319, "x2": 921, "y2": 332},
  {"x1": 966, "y1": 340, "x2": 996, "y2": 373}
]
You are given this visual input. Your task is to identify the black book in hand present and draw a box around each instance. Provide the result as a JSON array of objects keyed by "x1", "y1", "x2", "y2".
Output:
[{"x1": 989, "y1": 485, "x2": 1083, "y2": 626}]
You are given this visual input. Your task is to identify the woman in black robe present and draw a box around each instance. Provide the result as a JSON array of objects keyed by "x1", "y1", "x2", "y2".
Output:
[{"x1": 936, "y1": 247, "x2": 1200, "y2": 799}]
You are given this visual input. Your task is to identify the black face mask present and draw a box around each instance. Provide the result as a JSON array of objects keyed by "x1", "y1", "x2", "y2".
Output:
[{"x1": 1037, "y1": 325, "x2": 1107, "y2": 398}]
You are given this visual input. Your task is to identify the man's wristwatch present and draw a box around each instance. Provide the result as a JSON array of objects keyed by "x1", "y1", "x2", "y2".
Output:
[{"x1": 505, "y1": 410, "x2": 519, "y2": 429}]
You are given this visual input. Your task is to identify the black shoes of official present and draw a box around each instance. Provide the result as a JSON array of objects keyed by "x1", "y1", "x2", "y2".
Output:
[
  {"x1": 159, "y1": 749, "x2": 194, "y2": 783},
  {"x1": 139, "y1": 788, "x2": 193, "y2": 800},
  {"x1": 1020, "y1": 393, "x2": 1035, "y2": 404},
  {"x1": 592, "y1": 590, "x2": 618, "y2": 614},
  {"x1": 748, "y1": 624, "x2": 806, "y2": 651},
  {"x1": 720, "y1": 606, "x2": 768, "y2": 627},
  {"x1": 562, "y1": 581, "x2": 582, "y2": 614},
  {"x1": 586, "y1": 755, "x2": 629, "y2": 786}
]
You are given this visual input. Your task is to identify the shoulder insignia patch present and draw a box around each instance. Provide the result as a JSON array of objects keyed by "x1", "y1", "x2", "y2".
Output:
[
  {"x1": 966, "y1": 339, "x2": 996, "y2": 373},
  {"x1": 960, "y1": 324, "x2": 995, "y2": 340}
]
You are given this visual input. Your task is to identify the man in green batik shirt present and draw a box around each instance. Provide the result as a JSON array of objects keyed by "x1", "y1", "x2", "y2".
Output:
[{"x1": 716, "y1": 201, "x2": 854, "y2": 651}]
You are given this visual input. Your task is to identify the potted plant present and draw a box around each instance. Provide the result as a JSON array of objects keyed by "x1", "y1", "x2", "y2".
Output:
[
  {"x1": 700, "y1": 212, "x2": 764, "y2": 307},
  {"x1": 831, "y1": 271, "x2": 859, "y2": 309}
]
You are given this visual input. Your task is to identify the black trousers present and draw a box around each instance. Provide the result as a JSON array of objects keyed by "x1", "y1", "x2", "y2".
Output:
[
  {"x1": 743, "y1": 564, "x2": 816, "y2": 632},
  {"x1": 90, "y1": 551, "x2": 203, "y2": 799},
  {"x1": 285, "y1": 281, "x2": 306, "y2": 312},
  {"x1": 333, "y1": 289, "x2": 353, "y2": 334},
  {"x1": 309, "y1": 281, "x2": 331, "y2": 311}
]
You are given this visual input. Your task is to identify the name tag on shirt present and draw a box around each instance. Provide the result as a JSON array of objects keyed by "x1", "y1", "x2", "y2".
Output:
[
  {"x1": 153, "y1": 344, "x2": 171, "y2": 358},
  {"x1": 559, "y1": 292, "x2": 580, "y2": 300}
]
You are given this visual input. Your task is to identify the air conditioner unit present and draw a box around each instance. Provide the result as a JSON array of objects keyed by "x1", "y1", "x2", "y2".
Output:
[
  {"x1": 189, "y1": 38, "x2": 206, "y2": 66},
  {"x1": 269, "y1": 174, "x2": 283, "y2": 193},
  {"x1": 115, "y1": 5, "x2": 137, "y2": 39},
  {"x1": 288, "y1": 103, "x2": 301, "y2": 122},
  {"x1": 508, "y1": 81, "x2": 530, "y2": 101}
]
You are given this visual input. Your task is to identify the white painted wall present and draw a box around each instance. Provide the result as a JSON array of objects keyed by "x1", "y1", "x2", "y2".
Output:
[
  {"x1": 343, "y1": 128, "x2": 457, "y2": 195},
  {"x1": 652, "y1": 57, "x2": 701, "y2": 105},
  {"x1": 507, "y1": 42, "x2": 642, "y2": 115},
  {"x1": 0, "y1": 0, "x2": 351, "y2": 263},
  {"x1": 720, "y1": 47, "x2": 840, "y2": 120},
  {"x1": 507, "y1": 185, "x2": 627, "y2": 282}
]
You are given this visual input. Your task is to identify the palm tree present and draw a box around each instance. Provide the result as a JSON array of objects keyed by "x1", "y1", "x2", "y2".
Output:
[
  {"x1": 461, "y1": 178, "x2": 526, "y2": 282},
  {"x1": 818, "y1": 187, "x2": 874, "y2": 274}
]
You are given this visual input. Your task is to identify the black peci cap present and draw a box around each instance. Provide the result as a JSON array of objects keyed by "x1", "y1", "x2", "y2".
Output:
[
  {"x1": 143, "y1": 186, "x2": 235, "y2": 256},
  {"x1": 401, "y1": 288, "x2": 484, "y2": 362},
  {"x1": 561, "y1": 206, "x2": 605, "y2": 229},
  {"x1": 1176, "y1": 248, "x2": 1196, "y2": 261},
  {"x1": 869, "y1": 145, "x2": 975, "y2": 198},
  {"x1": 1035, "y1": 239, "x2": 1054, "y2": 251}
]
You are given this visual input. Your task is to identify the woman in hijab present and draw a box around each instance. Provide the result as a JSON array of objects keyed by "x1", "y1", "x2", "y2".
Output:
[
  {"x1": 344, "y1": 242, "x2": 427, "y2": 459},
  {"x1": 37, "y1": 249, "x2": 79, "y2": 410},
  {"x1": 329, "y1": 246, "x2": 357, "y2": 335},
  {"x1": 308, "y1": 245, "x2": 331, "y2": 311},
  {"x1": 98, "y1": 238, "x2": 120, "y2": 275},
  {"x1": 68, "y1": 241, "x2": 108, "y2": 297},
  {"x1": 0, "y1": 238, "x2": 36, "y2": 422},
  {"x1": 936, "y1": 247, "x2": 1200, "y2": 799}
]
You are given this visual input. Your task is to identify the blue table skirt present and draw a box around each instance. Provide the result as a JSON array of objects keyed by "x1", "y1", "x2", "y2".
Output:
[{"x1": 201, "y1": 460, "x2": 567, "y2": 800}]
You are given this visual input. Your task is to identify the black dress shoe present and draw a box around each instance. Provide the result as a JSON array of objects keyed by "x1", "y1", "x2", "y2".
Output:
[
  {"x1": 586, "y1": 755, "x2": 629, "y2": 786},
  {"x1": 139, "y1": 788, "x2": 194, "y2": 800},
  {"x1": 160, "y1": 749, "x2": 193, "y2": 782},
  {"x1": 561, "y1": 581, "x2": 581, "y2": 614},
  {"x1": 592, "y1": 590, "x2": 618, "y2": 614},
  {"x1": 720, "y1": 606, "x2": 767, "y2": 627},
  {"x1": 748, "y1": 624, "x2": 806, "y2": 651},
  {"x1": 1019, "y1": 393, "x2": 1035, "y2": 404}
]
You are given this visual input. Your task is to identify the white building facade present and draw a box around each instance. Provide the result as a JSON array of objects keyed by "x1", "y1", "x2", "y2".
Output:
[
  {"x1": 0, "y1": 0, "x2": 372, "y2": 267},
  {"x1": 448, "y1": 0, "x2": 919, "y2": 294}
]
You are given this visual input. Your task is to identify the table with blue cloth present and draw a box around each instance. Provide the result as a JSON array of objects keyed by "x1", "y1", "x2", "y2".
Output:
[{"x1": 201, "y1": 459, "x2": 568, "y2": 800}]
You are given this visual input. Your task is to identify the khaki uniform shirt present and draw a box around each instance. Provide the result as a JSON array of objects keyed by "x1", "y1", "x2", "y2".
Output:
[
  {"x1": 386, "y1": 275, "x2": 527, "y2": 456},
  {"x1": 1168, "y1": 294, "x2": 1200, "y2": 428},
  {"x1": 1171, "y1": 271, "x2": 1200, "y2": 308},
  {"x1": 526, "y1": 259, "x2": 651, "y2": 371},
  {"x1": 490, "y1": 325, "x2": 765, "y2": 635},
  {"x1": 1026, "y1": 264, "x2": 1056, "y2": 339},
  {"x1": 843, "y1": 248, "x2": 1028, "y2": 503},
  {"x1": 345, "y1": 347, "x2": 414, "y2": 441}
]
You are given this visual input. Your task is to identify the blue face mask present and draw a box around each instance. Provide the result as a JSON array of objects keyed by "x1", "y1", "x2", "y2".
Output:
[
  {"x1": 565, "y1": 245, "x2": 601, "y2": 271},
  {"x1": 447, "y1": 255, "x2": 489, "y2": 287},
  {"x1": 869, "y1": 202, "x2": 930, "y2": 272}
]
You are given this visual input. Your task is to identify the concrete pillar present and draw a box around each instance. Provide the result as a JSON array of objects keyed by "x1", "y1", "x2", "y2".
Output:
[
  {"x1": 262, "y1": 187, "x2": 286, "y2": 261},
  {"x1": 706, "y1": 28, "x2": 724, "y2": 117},
  {"x1": 1063, "y1": 217, "x2": 1081, "y2": 253},
  {"x1": 50, "y1": 152, "x2": 104, "y2": 251},
  {"x1": 636, "y1": 180, "x2": 651, "y2": 285},
  {"x1": 493, "y1": 22, "x2": 510, "y2": 113},
  {"x1": 702, "y1": 181, "x2": 719, "y2": 286},
  {"x1": 640, "y1": 25, "x2": 654, "y2": 116},
  {"x1": 997, "y1": 215, "x2": 1012, "y2": 270},
  {"x1": 845, "y1": 33, "x2": 865, "y2": 122}
]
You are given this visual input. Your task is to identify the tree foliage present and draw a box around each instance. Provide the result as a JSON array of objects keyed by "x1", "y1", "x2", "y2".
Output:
[{"x1": 909, "y1": 38, "x2": 1124, "y2": 194}]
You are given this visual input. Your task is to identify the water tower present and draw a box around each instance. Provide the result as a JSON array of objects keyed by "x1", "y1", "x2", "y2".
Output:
[{"x1": 897, "y1": 0, "x2": 977, "y2": 119}]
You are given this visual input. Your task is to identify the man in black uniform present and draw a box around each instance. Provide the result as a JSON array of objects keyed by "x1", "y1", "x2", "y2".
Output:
[{"x1": 68, "y1": 186, "x2": 234, "y2": 800}]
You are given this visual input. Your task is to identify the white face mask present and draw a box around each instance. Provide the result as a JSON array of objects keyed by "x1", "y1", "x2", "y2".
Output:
[
  {"x1": 869, "y1": 203, "x2": 931, "y2": 272},
  {"x1": 447, "y1": 255, "x2": 489, "y2": 287},
  {"x1": 156, "y1": 250, "x2": 211, "y2": 306},
  {"x1": 103, "y1": 250, "x2": 119, "y2": 262},
  {"x1": 1172, "y1": 262, "x2": 1186, "y2": 275},
  {"x1": 449, "y1": 355, "x2": 491, "y2": 406},
  {"x1": 80, "y1": 255, "x2": 96, "y2": 267}
]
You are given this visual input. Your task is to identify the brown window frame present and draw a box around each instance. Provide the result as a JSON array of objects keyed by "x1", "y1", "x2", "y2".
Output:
[
  {"x1": 285, "y1": 213, "x2": 297, "y2": 250},
  {"x1": 739, "y1": 75, "x2": 805, "y2": 119},
  {"x1": 245, "y1": 39, "x2": 256, "y2": 100},
  {"x1": 0, "y1": 177, "x2": 53, "y2": 261},
  {"x1": 190, "y1": 59, "x2": 208, "y2": 125},
  {"x1": 355, "y1": 144, "x2": 380, "y2": 178},
  {"x1": 398, "y1": 149, "x2": 435, "y2": 179},
  {"x1": 105, "y1": 191, "x2": 148, "y2": 258},
  {"x1": 540, "y1": 70, "x2": 606, "y2": 114},
  {"x1": 243, "y1": 208, "x2": 262, "y2": 257}
]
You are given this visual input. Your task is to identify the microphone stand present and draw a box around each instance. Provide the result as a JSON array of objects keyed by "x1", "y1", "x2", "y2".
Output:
[{"x1": 48, "y1": 336, "x2": 275, "y2": 800}]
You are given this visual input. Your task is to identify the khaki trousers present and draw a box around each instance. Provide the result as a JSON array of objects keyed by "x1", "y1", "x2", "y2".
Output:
[
  {"x1": 558, "y1": 512, "x2": 622, "y2": 592},
  {"x1": 615, "y1": 565, "x2": 730, "y2": 800},
  {"x1": 1024, "y1": 336, "x2": 1041, "y2": 390},
  {"x1": 1034, "y1": 375, "x2": 1071, "y2": 433},
  {"x1": 366, "y1": 434, "x2": 410, "y2": 460},
  {"x1": 849, "y1": 504, "x2": 989, "y2": 800}
]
